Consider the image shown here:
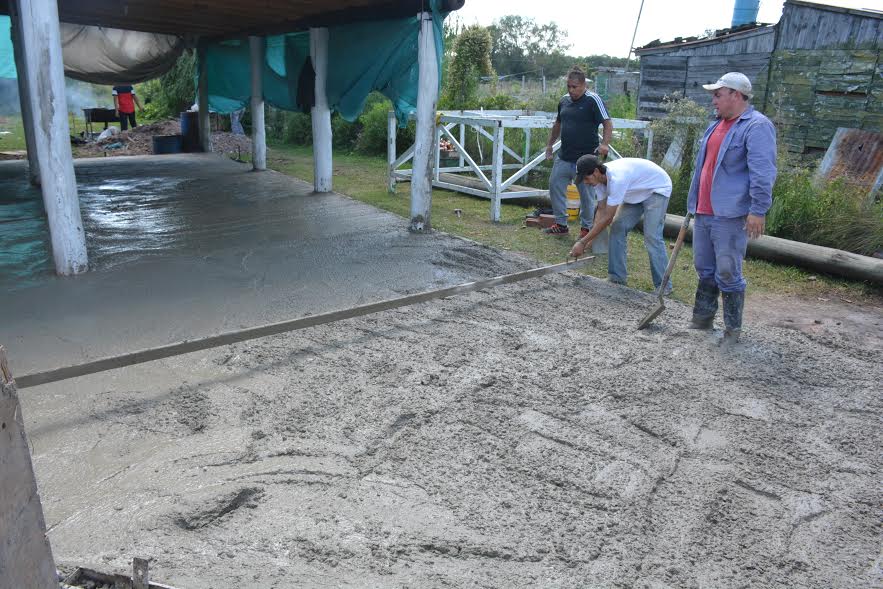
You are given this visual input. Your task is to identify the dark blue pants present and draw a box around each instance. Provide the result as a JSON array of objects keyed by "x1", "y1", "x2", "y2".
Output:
[{"x1": 693, "y1": 214, "x2": 748, "y2": 293}]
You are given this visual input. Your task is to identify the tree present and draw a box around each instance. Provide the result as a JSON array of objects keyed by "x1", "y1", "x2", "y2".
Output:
[
  {"x1": 442, "y1": 25, "x2": 494, "y2": 109},
  {"x1": 487, "y1": 16, "x2": 571, "y2": 76}
]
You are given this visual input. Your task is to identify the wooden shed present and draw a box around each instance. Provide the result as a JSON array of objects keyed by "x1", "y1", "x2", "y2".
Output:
[{"x1": 634, "y1": 0, "x2": 882, "y2": 153}]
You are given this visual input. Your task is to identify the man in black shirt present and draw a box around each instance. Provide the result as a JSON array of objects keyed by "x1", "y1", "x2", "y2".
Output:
[{"x1": 544, "y1": 66, "x2": 613, "y2": 236}]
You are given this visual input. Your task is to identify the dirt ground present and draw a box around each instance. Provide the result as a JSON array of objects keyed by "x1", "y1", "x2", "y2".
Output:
[
  {"x1": 4, "y1": 156, "x2": 880, "y2": 588},
  {"x1": 19, "y1": 256, "x2": 882, "y2": 589},
  {"x1": 73, "y1": 118, "x2": 252, "y2": 159}
]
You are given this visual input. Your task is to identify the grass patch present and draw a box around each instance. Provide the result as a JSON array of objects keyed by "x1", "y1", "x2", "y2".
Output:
[{"x1": 268, "y1": 143, "x2": 880, "y2": 305}]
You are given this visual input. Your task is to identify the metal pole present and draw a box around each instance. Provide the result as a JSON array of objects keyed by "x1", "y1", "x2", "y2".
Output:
[{"x1": 625, "y1": 0, "x2": 646, "y2": 71}]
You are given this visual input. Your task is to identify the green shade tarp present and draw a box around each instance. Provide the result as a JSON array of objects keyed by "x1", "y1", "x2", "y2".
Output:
[
  {"x1": 0, "y1": 16, "x2": 17, "y2": 79},
  {"x1": 202, "y1": 1, "x2": 446, "y2": 125}
]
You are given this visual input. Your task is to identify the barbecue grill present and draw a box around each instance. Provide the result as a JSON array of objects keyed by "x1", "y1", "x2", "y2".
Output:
[{"x1": 83, "y1": 108, "x2": 118, "y2": 135}]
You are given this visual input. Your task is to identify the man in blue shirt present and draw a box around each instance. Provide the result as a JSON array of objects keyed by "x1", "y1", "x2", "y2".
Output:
[
  {"x1": 687, "y1": 72, "x2": 777, "y2": 344},
  {"x1": 543, "y1": 66, "x2": 612, "y2": 237}
]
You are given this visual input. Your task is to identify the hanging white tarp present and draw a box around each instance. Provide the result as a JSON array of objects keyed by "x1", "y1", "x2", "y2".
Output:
[{"x1": 60, "y1": 24, "x2": 184, "y2": 84}]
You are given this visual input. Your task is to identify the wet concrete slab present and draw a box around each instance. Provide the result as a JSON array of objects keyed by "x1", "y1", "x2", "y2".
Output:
[
  {"x1": 0, "y1": 154, "x2": 531, "y2": 374},
  {"x1": 3, "y1": 155, "x2": 881, "y2": 588}
]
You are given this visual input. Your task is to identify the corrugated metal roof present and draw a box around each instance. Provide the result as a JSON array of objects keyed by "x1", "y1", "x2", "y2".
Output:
[
  {"x1": 817, "y1": 128, "x2": 883, "y2": 195},
  {"x1": 635, "y1": 23, "x2": 773, "y2": 55}
]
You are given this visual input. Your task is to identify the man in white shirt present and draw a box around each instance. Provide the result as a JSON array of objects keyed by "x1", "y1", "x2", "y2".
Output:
[{"x1": 569, "y1": 155, "x2": 674, "y2": 294}]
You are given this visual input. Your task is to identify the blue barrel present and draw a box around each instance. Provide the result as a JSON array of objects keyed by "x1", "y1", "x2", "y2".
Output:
[
  {"x1": 180, "y1": 111, "x2": 201, "y2": 152},
  {"x1": 152, "y1": 134, "x2": 183, "y2": 154}
]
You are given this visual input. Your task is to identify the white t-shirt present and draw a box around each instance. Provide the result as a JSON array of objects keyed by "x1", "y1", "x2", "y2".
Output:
[{"x1": 594, "y1": 158, "x2": 672, "y2": 207}]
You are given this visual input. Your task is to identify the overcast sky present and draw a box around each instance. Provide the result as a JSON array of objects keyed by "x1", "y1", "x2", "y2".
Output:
[{"x1": 451, "y1": 0, "x2": 878, "y2": 59}]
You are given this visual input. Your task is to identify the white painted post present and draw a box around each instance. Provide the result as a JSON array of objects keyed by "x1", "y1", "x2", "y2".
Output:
[
  {"x1": 524, "y1": 128, "x2": 531, "y2": 163},
  {"x1": 15, "y1": 0, "x2": 87, "y2": 275},
  {"x1": 8, "y1": 1, "x2": 39, "y2": 186},
  {"x1": 646, "y1": 128, "x2": 654, "y2": 160},
  {"x1": 0, "y1": 347, "x2": 58, "y2": 588},
  {"x1": 249, "y1": 36, "x2": 267, "y2": 171},
  {"x1": 434, "y1": 125, "x2": 442, "y2": 182},
  {"x1": 387, "y1": 110, "x2": 397, "y2": 193},
  {"x1": 542, "y1": 75, "x2": 547, "y2": 95},
  {"x1": 197, "y1": 46, "x2": 212, "y2": 153},
  {"x1": 458, "y1": 123, "x2": 465, "y2": 168},
  {"x1": 490, "y1": 123, "x2": 505, "y2": 222},
  {"x1": 310, "y1": 27, "x2": 332, "y2": 193},
  {"x1": 410, "y1": 12, "x2": 438, "y2": 232}
]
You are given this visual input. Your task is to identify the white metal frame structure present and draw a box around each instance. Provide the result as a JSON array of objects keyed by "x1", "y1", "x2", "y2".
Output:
[{"x1": 388, "y1": 110, "x2": 654, "y2": 221}]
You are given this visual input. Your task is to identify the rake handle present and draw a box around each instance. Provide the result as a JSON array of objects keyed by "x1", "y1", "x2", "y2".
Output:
[{"x1": 656, "y1": 212, "x2": 693, "y2": 300}]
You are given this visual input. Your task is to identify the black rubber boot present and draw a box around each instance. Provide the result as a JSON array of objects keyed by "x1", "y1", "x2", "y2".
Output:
[
  {"x1": 721, "y1": 290, "x2": 745, "y2": 345},
  {"x1": 689, "y1": 279, "x2": 719, "y2": 329}
]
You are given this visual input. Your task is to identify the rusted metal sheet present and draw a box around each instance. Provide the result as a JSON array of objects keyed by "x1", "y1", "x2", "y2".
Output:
[{"x1": 816, "y1": 127, "x2": 883, "y2": 196}]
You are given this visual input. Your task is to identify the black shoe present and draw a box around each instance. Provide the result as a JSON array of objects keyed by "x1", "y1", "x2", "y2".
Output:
[{"x1": 543, "y1": 223, "x2": 569, "y2": 235}]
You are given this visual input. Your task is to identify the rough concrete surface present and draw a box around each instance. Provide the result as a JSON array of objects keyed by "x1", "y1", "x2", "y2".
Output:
[{"x1": 2, "y1": 156, "x2": 881, "y2": 588}]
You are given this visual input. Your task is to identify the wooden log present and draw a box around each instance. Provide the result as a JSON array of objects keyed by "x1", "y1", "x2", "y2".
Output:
[
  {"x1": 661, "y1": 214, "x2": 883, "y2": 284},
  {"x1": 0, "y1": 346, "x2": 58, "y2": 588},
  {"x1": 310, "y1": 27, "x2": 332, "y2": 193},
  {"x1": 409, "y1": 11, "x2": 438, "y2": 232},
  {"x1": 249, "y1": 36, "x2": 267, "y2": 171}
]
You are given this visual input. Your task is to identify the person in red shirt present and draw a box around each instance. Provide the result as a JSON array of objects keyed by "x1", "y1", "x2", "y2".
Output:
[{"x1": 112, "y1": 85, "x2": 143, "y2": 131}]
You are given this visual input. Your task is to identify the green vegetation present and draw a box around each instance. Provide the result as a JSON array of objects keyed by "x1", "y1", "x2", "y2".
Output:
[
  {"x1": 267, "y1": 143, "x2": 878, "y2": 302},
  {"x1": 139, "y1": 49, "x2": 197, "y2": 120}
]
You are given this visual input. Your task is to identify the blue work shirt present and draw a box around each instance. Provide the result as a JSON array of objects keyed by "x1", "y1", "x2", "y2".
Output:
[{"x1": 687, "y1": 106, "x2": 777, "y2": 218}]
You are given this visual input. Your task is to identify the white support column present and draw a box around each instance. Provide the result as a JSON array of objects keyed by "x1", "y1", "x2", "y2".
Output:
[
  {"x1": 387, "y1": 110, "x2": 397, "y2": 193},
  {"x1": 197, "y1": 46, "x2": 212, "y2": 153},
  {"x1": 490, "y1": 123, "x2": 505, "y2": 222},
  {"x1": 249, "y1": 36, "x2": 267, "y2": 171},
  {"x1": 310, "y1": 27, "x2": 332, "y2": 193},
  {"x1": 8, "y1": 1, "x2": 38, "y2": 186},
  {"x1": 14, "y1": 0, "x2": 87, "y2": 275},
  {"x1": 409, "y1": 12, "x2": 438, "y2": 232}
]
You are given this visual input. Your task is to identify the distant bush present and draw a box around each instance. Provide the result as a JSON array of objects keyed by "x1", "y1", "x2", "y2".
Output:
[
  {"x1": 279, "y1": 111, "x2": 311, "y2": 144},
  {"x1": 332, "y1": 114, "x2": 361, "y2": 151}
]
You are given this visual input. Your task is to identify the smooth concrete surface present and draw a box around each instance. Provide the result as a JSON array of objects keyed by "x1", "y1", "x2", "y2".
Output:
[{"x1": 0, "y1": 154, "x2": 531, "y2": 375}]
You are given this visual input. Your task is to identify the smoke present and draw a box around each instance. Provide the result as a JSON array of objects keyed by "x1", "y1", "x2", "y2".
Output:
[
  {"x1": 0, "y1": 78, "x2": 114, "y2": 117},
  {"x1": 65, "y1": 78, "x2": 113, "y2": 113}
]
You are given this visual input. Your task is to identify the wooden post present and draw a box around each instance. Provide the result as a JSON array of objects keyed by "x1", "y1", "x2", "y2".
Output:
[
  {"x1": 197, "y1": 45, "x2": 212, "y2": 153},
  {"x1": 0, "y1": 346, "x2": 59, "y2": 589},
  {"x1": 458, "y1": 123, "x2": 465, "y2": 168},
  {"x1": 490, "y1": 123, "x2": 504, "y2": 222},
  {"x1": 646, "y1": 128, "x2": 654, "y2": 160},
  {"x1": 387, "y1": 110, "x2": 397, "y2": 193},
  {"x1": 524, "y1": 128, "x2": 531, "y2": 164},
  {"x1": 249, "y1": 36, "x2": 267, "y2": 171},
  {"x1": 434, "y1": 125, "x2": 442, "y2": 182},
  {"x1": 13, "y1": 0, "x2": 87, "y2": 275},
  {"x1": 310, "y1": 27, "x2": 332, "y2": 193},
  {"x1": 8, "y1": 1, "x2": 39, "y2": 187},
  {"x1": 409, "y1": 11, "x2": 438, "y2": 232}
]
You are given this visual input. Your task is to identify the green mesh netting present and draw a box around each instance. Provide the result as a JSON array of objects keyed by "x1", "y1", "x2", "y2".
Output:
[
  {"x1": 1, "y1": 16, "x2": 17, "y2": 79},
  {"x1": 202, "y1": 2, "x2": 446, "y2": 125}
]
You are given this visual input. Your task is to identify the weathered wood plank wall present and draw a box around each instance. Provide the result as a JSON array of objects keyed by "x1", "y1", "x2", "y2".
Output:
[
  {"x1": 636, "y1": 28, "x2": 775, "y2": 119},
  {"x1": 636, "y1": 1, "x2": 882, "y2": 153}
]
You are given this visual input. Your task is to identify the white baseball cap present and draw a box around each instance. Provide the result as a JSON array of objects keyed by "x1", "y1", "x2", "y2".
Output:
[{"x1": 702, "y1": 72, "x2": 753, "y2": 98}]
